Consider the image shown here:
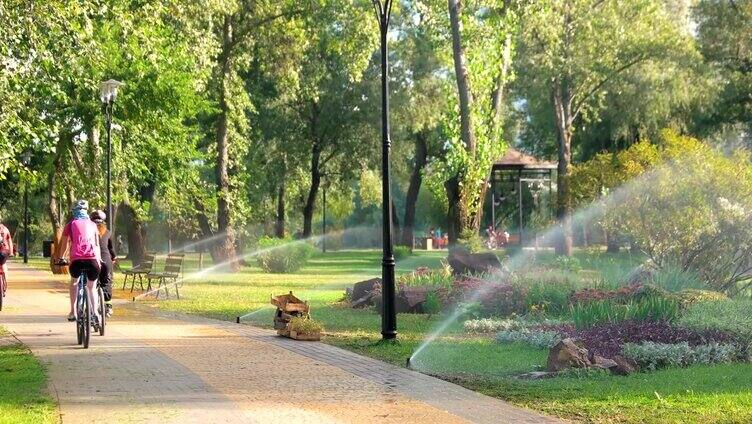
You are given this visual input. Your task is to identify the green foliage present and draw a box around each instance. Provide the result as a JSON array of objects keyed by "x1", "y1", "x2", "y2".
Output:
[
  {"x1": 393, "y1": 246, "x2": 413, "y2": 261},
  {"x1": 398, "y1": 265, "x2": 453, "y2": 289},
  {"x1": 496, "y1": 328, "x2": 562, "y2": 349},
  {"x1": 577, "y1": 131, "x2": 752, "y2": 295},
  {"x1": 457, "y1": 229, "x2": 484, "y2": 253},
  {"x1": 255, "y1": 237, "x2": 314, "y2": 273},
  {"x1": 570, "y1": 297, "x2": 679, "y2": 329},
  {"x1": 623, "y1": 342, "x2": 741, "y2": 371},
  {"x1": 676, "y1": 289, "x2": 728, "y2": 306},
  {"x1": 679, "y1": 299, "x2": 752, "y2": 343},
  {"x1": 289, "y1": 317, "x2": 323, "y2": 334},
  {"x1": 522, "y1": 280, "x2": 574, "y2": 316},
  {"x1": 422, "y1": 292, "x2": 443, "y2": 315},
  {"x1": 648, "y1": 265, "x2": 706, "y2": 293},
  {"x1": 553, "y1": 256, "x2": 582, "y2": 272}
]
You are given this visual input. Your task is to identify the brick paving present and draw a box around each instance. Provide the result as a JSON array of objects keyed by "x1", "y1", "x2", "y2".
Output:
[{"x1": 1, "y1": 263, "x2": 560, "y2": 423}]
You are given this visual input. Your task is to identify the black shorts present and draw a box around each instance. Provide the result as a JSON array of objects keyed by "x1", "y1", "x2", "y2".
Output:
[
  {"x1": 69, "y1": 259, "x2": 101, "y2": 281},
  {"x1": 0, "y1": 252, "x2": 6, "y2": 266}
]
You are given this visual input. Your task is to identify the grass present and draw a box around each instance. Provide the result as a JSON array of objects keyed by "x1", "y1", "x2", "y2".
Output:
[
  {"x1": 26, "y1": 249, "x2": 752, "y2": 423},
  {"x1": 0, "y1": 328, "x2": 57, "y2": 424}
]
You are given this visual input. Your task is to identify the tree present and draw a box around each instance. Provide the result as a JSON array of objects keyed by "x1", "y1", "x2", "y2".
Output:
[
  {"x1": 517, "y1": 0, "x2": 695, "y2": 255},
  {"x1": 422, "y1": 0, "x2": 517, "y2": 243},
  {"x1": 694, "y1": 0, "x2": 752, "y2": 139}
]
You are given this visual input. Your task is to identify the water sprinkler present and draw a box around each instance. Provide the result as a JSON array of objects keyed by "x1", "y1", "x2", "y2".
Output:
[
  {"x1": 236, "y1": 316, "x2": 240, "y2": 324},
  {"x1": 406, "y1": 356, "x2": 411, "y2": 369}
]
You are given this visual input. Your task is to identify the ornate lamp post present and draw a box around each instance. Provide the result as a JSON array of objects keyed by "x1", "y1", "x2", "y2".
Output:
[
  {"x1": 100, "y1": 79, "x2": 123, "y2": 231},
  {"x1": 21, "y1": 151, "x2": 31, "y2": 264},
  {"x1": 372, "y1": 0, "x2": 396, "y2": 340}
]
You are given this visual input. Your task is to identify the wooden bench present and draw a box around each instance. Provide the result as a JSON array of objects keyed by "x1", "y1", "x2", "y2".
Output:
[
  {"x1": 146, "y1": 253, "x2": 185, "y2": 299},
  {"x1": 122, "y1": 253, "x2": 156, "y2": 292}
]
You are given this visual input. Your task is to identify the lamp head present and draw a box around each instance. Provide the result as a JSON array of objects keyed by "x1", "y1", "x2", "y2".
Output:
[{"x1": 100, "y1": 79, "x2": 123, "y2": 104}]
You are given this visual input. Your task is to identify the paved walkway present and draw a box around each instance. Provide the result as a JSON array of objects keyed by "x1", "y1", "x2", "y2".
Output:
[{"x1": 0, "y1": 263, "x2": 559, "y2": 423}]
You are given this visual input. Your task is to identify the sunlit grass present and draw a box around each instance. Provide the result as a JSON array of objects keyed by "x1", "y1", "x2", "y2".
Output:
[{"x1": 0, "y1": 329, "x2": 57, "y2": 424}]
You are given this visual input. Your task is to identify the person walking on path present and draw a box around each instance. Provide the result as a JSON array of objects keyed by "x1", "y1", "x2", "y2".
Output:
[{"x1": 91, "y1": 210, "x2": 115, "y2": 317}]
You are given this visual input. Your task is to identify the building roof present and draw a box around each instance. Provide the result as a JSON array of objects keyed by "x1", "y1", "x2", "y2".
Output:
[{"x1": 492, "y1": 148, "x2": 558, "y2": 170}]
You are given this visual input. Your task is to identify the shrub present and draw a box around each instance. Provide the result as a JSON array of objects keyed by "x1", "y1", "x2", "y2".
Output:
[
  {"x1": 524, "y1": 280, "x2": 575, "y2": 316},
  {"x1": 676, "y1": 289, "x2": 728, "y2": 306},
  {"x1": 496, "y1": 328, "x2": 563, "y2": 349},
  {"x1": 622, "y1": 342, "x2": 740, "y2": 370},
  {"x1": 393, "y1": 245, "x2": 412, "y2": 260},
  {"x1": 570, "y1": 296, "x2": 679, "y2": 329},
  {"x1": 256, "y1": 237, "x2": 314, "y2": 273},
  {"x1": 648, "y1": 265, "x2": 706, "y2": 292},
  {"x1": 457, "y1": 229, "x2": 484, "y2": 253},
  {"x1": 464, "y1": 318, "x2": 522, "y2": 334},
  {"x1": 554, "y1": 256, "x2": 582, "y2": 272},
  {"x1": 480, "y1": 283, "x2": 527, "y2": 316},
  {"x1": 399, "y1": 265, "x2": 453, "y2": 289},
  {"x1": 553, "y1": 320, "x2": 735, "y2": 359},
  {"x1": 679, "y1": 299, "x2": 752, "y2": 342},
  {"x1": 422, "y1": 292, "x2": 443, "y2": 314},
  {"x1": 288, "y1": 317, "x2": 323, "y2": 334}
]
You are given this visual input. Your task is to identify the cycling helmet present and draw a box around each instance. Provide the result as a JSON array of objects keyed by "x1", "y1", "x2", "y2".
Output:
[
  {"x1": 73, "y1": 199, "x2": 89, "y2": 211},
  {"x1": 90, "y1": 210, "x2": 106, "y2": 223}
]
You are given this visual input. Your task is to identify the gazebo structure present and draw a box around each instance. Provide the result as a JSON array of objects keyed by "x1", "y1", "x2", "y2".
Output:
[{"x1": 489, "y1": 148, "x2": 557, "y2": 245}]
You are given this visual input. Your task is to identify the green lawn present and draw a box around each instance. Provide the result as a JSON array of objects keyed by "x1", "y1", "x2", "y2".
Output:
[
  {"x1": 27, "y1": 250, "x2": 752, "y2": 423},
  {"x1": 0, "y1": 328, "x2": 57, "y2": 424}
]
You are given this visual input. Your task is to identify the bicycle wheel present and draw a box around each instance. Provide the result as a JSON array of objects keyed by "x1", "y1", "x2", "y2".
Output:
[
  {"x1": 76, "y1": 282, "x2": 84, "y2": 345},
  {"x1": 82, "y1": 293, "x2": 90, "y2": 349},
  {"x1": 97, "y1": 287, "x2": 105, "y2": 336}
]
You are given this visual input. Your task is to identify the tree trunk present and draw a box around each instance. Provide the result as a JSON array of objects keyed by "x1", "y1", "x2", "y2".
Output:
[
  {"x1": 119, "y1": 202, "x2": 147, "y2": 266},
  {"x1": 445, "y1": 176, "x2": 462, "y2": 244},
  {"x1": 275, "y1": 181, "x2": 286, "y2": 238},
  {"x1": 400, "y1": 130, "x2": 428, "y2": 247},
  {"x1": 448, "y1": 0, "x2": 477, "y2": 154},
  {"x1": 48, "y1": 131, "x2": 69, "y2": 274},
  {"x1": 213, "y1": 15, "x2": 239, "y2": 270},
  {"x1": 553, "y1": 83, "x2": 574, "y2": 256},
  {"x1": 303, "y1": 142, "x2": 321, "y2": 238}
]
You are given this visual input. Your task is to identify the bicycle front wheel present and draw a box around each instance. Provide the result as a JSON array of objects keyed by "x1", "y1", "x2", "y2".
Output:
[{"x1": 97, "y1": 287, "x2": 105, "y2": 336}]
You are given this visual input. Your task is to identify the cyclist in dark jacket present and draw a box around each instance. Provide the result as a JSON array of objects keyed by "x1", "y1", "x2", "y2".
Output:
[{"x1": 91, "y1": 210, "x2": 116, "y2": 317}]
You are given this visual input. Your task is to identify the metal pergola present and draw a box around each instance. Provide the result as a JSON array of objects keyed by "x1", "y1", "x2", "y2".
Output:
[{"x1": 489, "y1": 148, "x2": 557, "y2": 245}]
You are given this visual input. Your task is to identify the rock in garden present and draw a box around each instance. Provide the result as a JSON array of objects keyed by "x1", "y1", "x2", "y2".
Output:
[
  {"x1": 547, "y1": 338, "x2": 591, "y2": 372},
  {"x1": 350, "y1": 278, "x2": 381, "y2": 308},
  {"x1": 591, "y1": 355, "x2": 618, "y2": 371},
  {"x1": 610, "y1": 355, "x2": 638, "y2": 376},
  {"x1": 447, "y1": 247, "x2": 502, "y2": 275}
]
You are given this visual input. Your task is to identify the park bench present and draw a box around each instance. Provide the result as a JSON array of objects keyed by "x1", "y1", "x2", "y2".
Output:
[
  {"x1": 121, "y1": 253, "x2": 156, "y2": 292},
  {"x1": 146, "y1": 253, "x2": 185, "y2": 299}
]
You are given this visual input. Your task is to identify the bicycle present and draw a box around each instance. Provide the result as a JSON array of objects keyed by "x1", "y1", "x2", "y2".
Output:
[{"x1": 55, "y1": 259, "x2": 104, "y2": 347}]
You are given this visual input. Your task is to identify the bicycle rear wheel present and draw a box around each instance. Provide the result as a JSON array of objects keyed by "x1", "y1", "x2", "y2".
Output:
[{"x1": 97, "y1": 287, "x2": 105, "y2": 336}]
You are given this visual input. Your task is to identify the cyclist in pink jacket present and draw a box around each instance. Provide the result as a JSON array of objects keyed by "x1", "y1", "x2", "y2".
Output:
[{"x1": 60, "y1": 200, "x2": 102, "y2": 326}]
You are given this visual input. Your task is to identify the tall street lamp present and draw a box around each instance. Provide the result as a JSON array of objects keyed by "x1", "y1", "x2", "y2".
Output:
[
  {"x1": 372, "y1": 0, "x2": 396, "y2": 340},
  {"x1": 22, "y1": 151, "x2": 31, "y2": 264},
  {"x1": 100, "y1": 79, "x2": 123, "y2": 231}
]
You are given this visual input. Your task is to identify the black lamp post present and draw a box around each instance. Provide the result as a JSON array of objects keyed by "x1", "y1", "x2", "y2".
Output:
[
  {"x1": 372, "y1": 0, "x2": 396, "y2": 340},
  {"x1": 322, "y1": 181, "x2": 327, "y2": 253},
  {"x1": 22, "y1": 151, "x2": 31, "y2": 264},
  {"x1": 100, "y1": 79, "x2": 123, "y2": 231}
]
